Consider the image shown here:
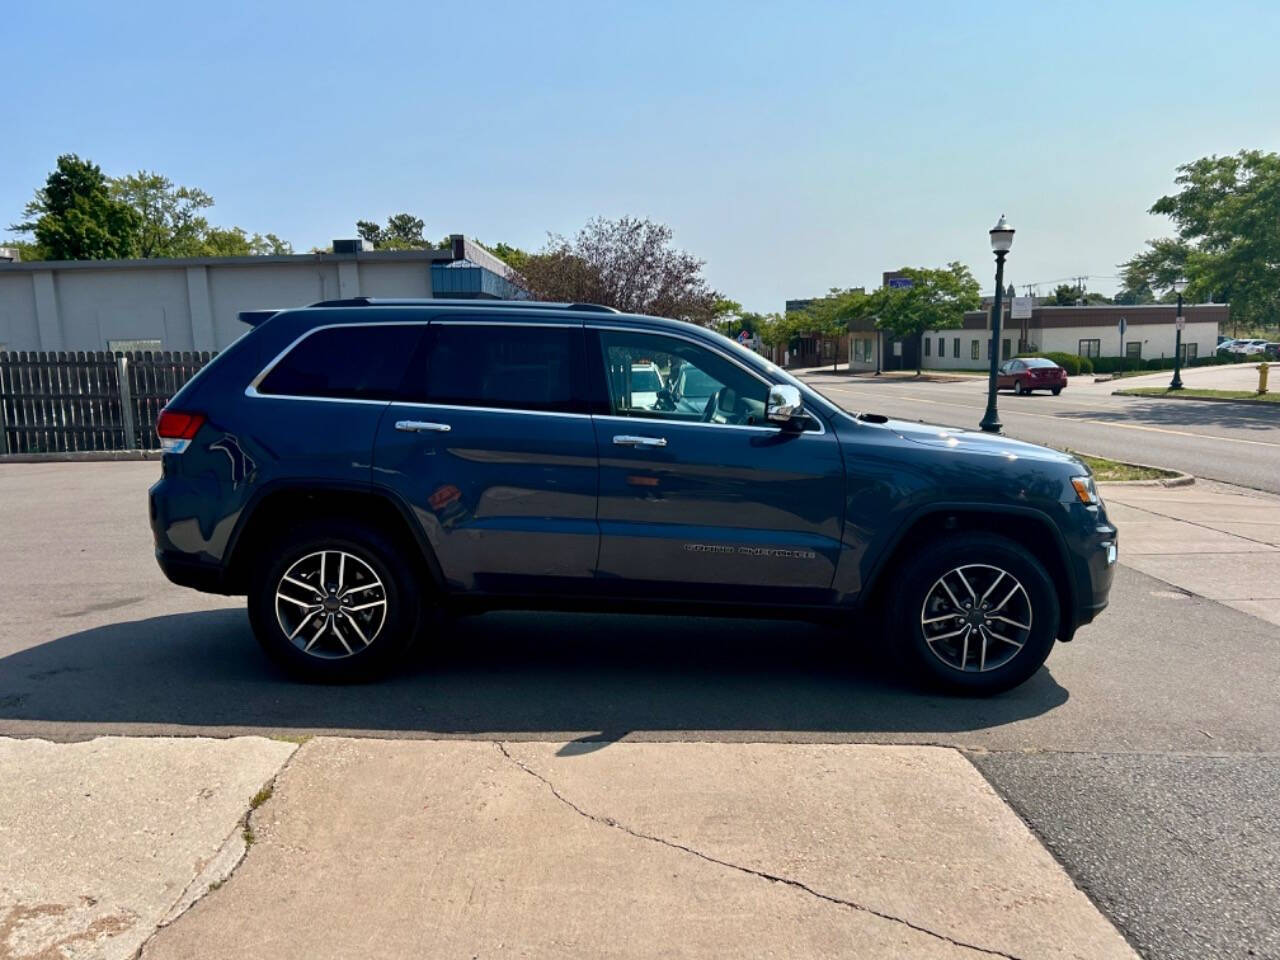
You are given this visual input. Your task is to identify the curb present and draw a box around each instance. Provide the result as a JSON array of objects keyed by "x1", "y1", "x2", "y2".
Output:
[
  {"x1": 0, "y1": 450, "x2": 162, "y2": 463},
  {"x1": 1112, "y1": 390, "x2": 1276, "y2": 407},
  {"x1": 1076, "y1": 450, "x2": 1194, "y2": 488}
]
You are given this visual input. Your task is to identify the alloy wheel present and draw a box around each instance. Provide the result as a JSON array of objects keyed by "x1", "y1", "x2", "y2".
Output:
[
  {"x1": 919, "y1": 563, "x2": 1032, "y2": 673},
  {"x1": 274, "y1": 550, "x2": 388, "y2": 659}
]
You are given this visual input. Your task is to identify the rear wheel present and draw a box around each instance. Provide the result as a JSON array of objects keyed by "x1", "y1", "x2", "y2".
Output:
[
  {"x1": 1051, "y1": 387, "x2": 1062, "y2": 396},
  {"x1": 889, "y1": 533, "x2": 1059, "y2": 695},
  {"x1": 248, "y1": 519, "x2": 422, "y2": 681}
]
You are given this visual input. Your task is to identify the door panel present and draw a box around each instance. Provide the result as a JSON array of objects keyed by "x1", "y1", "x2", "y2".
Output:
[
  {"x1": 371, "y1": 321, "x2": 599, "y2": 593},
  {"x1": 374, "y1": 406, "x2": 599, "y2": 591},
  {"x1": 589, "y1": 328, "x2": 845, "y2": 603}
]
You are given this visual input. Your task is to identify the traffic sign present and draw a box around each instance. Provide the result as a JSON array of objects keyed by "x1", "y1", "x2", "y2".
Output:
[
  {"x1": 738, "y1": 329, "x2": 750, "y2": 343},
  {"x1": 1176, "y1": 315, "x2": 1185, "y2": 331},
  {"x1": 1117, "y1": 316, "x2": 1128, "y2": 336}
]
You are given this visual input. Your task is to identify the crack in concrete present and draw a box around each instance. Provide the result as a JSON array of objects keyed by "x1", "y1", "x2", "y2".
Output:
[
  {"x1": 494, "y1": 741, "x2": 1026, "y2": 960},
  {"x1": 130, "y1": 743, "x2": 302, "y2": 959}
]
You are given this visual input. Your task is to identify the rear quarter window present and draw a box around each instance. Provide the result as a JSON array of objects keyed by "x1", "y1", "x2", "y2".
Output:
[{"x1": 256, "y1": 324, "x2": 425, "y2": 400}]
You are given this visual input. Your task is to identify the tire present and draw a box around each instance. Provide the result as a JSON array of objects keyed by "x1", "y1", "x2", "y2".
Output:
[
  {"x1": 1014, "y1": 379, "x2": 1028, "y2": 395},
  {"x1": 1051, "y1": 387, "x2": 1062, "y2": 396},
  {"x1": 248, "y1": 518, "x2": 422, "y2": 682},
  {"x1": 889, "y1": 533, "x2": 1060, "y2": 695}
]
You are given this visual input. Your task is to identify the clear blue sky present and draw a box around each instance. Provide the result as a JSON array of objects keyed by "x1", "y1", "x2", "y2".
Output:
[{"x1": 5, "y1": 0, "x2": 1279, "y2": 311}]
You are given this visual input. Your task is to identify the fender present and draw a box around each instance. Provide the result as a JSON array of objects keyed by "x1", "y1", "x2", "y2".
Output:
[
  {"x1": 857, "y1": 500, "x2": 1077, "y2": 623},
  {"x1": 222, "y1": 478, "x2": 447, "y2": 591}
]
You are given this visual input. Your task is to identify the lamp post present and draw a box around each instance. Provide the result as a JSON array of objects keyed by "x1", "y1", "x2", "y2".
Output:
[
  {"x1": 1170, "y1": 278, "x2": 1187, "y2": 390},
  {"x1": 979, "y1": 215, "x2": 1015, "y2": 433}
]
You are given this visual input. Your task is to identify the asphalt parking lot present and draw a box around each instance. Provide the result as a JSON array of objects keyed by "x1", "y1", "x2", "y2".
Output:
[{"x1": 2, "y1": 460, "x2": 1279, "y2": 958}]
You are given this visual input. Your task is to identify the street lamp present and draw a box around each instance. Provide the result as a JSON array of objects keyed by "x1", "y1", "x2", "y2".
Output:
[
  {"x1": 1170, "y1": 278, "x2": 1188, "y2": 390},
  {"x1": 979, "y1": 215, "x2": 1015, "y2": 433}
]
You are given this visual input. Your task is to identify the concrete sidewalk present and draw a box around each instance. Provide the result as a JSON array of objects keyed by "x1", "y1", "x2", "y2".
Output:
[
  {"x1": 1100, "y1": 479, "x2": 1280, "y2": 627},
  {"x1": 0, "y1": 736, "x2": 296, "y2": 960},
  {"x1": 3, "y1": 737, "x2": 1137, "y2": 960}
]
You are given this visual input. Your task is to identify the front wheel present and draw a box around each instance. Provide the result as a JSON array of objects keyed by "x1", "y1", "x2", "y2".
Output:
[
  {"x1": 1014, "y1": 379, "x2": 1029, "y2": 395},
  {"x1": 248, "y1": 519, "x2": 422, "y2": 681},
  {"x1": 889, "y1": 533, "x2": 1060, "y2": 695}
]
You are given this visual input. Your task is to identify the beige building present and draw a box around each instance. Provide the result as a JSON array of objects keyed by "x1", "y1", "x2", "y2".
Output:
[
  {"x1": 0, "y1": 236, "x2": 520, "y2": 353},
  {"x1": 840, "y1": 303, "x2": 1227, "y2": 372}
]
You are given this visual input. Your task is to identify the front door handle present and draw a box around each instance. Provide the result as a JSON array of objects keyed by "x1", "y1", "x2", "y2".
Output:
[
  {"x1": 395, "y1": 420, "x2": 451, "y2": 433},
  {"x1": 613, "y1": 434, "x2": 667, "y2": 448}
]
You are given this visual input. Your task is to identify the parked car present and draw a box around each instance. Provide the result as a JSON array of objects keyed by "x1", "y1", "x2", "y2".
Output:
[
  {"x1": 1216, "y1": 338, "x2": 1238, "y2": 353},
  {"x1": 1230, "y1": 339, "x2": 1269, "y2": 356},
  {"x1": 150, "y1": 298, "x2": 1116, "y2": 695},
  {"x1": 1263, "y1": 343, "x2": 1280, "y2": 360},
  {"x1": 997, "y1": 358, "x2": 1067, "y2": 395}
]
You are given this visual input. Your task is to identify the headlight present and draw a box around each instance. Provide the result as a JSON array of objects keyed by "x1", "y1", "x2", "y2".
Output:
[{"x1": 1070, "y1": 475, "x2": 1100, "y2": 505}]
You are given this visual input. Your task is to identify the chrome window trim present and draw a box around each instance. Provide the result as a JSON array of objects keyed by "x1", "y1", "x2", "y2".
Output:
[
  {"x1": 587, "y1": 324, "x2": 826, "y2": 435},
  {"x1": 591, "y1": 413, "x2": 822, "y2": 435},
  {"x1": 387, "y1": 401, "x2": 592, "y2": 420}
]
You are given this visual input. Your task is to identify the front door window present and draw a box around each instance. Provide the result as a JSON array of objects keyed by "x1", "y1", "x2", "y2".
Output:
[{"x1": 598, "y1": 330, "x2": 770, "y2": 427}]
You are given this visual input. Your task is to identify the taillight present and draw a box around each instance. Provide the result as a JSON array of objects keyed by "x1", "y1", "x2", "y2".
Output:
[{"x1": 156, "y1": 410, "x2": 206, "y2": 453}]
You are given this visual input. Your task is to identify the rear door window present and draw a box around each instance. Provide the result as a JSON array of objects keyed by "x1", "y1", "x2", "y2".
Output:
[
  {"x1": 411, "y1": 323, "x2": 587, "y2": 414},
  {"x1": 256, "y1": 324, "x2": 425, "y2": 400}
]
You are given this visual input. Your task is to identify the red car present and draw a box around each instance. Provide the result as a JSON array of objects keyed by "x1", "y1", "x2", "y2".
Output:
[{"x1": 997, "y1": 358, "x2": 1067, "y2": 395}]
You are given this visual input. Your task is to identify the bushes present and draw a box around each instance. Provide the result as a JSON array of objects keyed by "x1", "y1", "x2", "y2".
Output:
[{"x1": 1016, "y1": 351, "x2": 1092, "y2": 375}]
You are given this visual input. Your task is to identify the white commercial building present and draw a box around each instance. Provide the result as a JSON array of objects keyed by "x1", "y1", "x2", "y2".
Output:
[{"x1": 0, "y1": 236, "x2": 521, "y2": 353}]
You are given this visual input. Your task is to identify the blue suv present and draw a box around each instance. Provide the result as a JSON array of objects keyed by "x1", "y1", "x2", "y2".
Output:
[{"x1": 150, "y1": 299, "x2": 1116, "y2": 693}]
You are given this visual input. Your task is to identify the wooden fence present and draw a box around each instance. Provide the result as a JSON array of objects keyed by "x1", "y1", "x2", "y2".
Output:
[{"x1": 0, "y1": 351, "x2": 215, "y2": 454}]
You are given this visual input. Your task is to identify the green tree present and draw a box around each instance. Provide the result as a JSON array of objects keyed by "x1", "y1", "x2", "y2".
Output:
[
  {"x1": 1121, "y1": 150, "x2": 1280, "y2": 332},
  {"x1": 869, "y1": 263, "x2": 980, "y2": 374},
  {"x1": 357, "y1": 213, "x2": 429, "y2": 250},
  {"x1": 11, "y1": 154, "x2": 139, "y2": 260},
  {"x1": 484, "y1": 241, "x2": 530, "y2": 272},
  {"x1": 110, "y1": 171, "x2": 214, "y2": 257},
  {"x1": 202, "y1": 227, "x2": 294, "y2": 257}
]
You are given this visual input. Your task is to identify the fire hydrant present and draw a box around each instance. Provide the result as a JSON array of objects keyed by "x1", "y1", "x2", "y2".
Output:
[{"x1": 1259, "y1": 362, "x2": 1270, "y2": 396}]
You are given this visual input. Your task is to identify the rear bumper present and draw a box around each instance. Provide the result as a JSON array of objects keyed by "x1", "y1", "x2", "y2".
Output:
[{"x1": 154, "y1": 549, "x2": 231, "y2": 594}]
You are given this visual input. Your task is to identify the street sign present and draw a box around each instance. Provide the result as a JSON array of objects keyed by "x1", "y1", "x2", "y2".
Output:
[
  {"x1": 1011, "y1": 296, "x2": 1033, "y2": 320},
  {"x1": 1176, "y1": 315, "x2": 1186, "y2": 331},
  {"x1": 887, "y1": 277, "x2": 913, "y2": 289},
  {"x1": 893, "y1": 341, "x2": 903, "y2": 356},
  {"x1": 738, "y1": 330, "x2": 750, "y2": 343},
  {"x1": 1117, "y1": 317, "x2": 1128, "y2": 336}
]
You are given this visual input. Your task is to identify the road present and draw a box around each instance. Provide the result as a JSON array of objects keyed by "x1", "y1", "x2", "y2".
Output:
[
  {"x1": 3, "y1": 460, "x2": 1279, "y2": 958},
  {"x1": 800, "y1": 366, "x2": 1280, "y2": 493}
]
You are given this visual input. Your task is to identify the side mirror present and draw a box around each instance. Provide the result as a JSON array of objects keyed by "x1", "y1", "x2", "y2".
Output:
[{"x1": 767, "y1": 384, "x2": 803, "y2": 424}]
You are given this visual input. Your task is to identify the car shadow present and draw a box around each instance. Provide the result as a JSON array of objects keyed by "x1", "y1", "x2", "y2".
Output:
[
  {"x1": 0, "y1": 608, "x2": 1069, "y2": 739},
  {"x1": 1060, "y1": 396, "x2": 1280, "y2": 432}
]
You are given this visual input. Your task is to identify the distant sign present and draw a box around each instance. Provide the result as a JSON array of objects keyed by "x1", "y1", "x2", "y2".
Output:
[
  {"x1": 1176, "y1": 315, "x2": 1186, "y2": 331},
  {"x1": 1011, "y1": 296, "x2": 1034, "y2": 320},
  {"x1": 738, "y1": 329, "x2": 750, "y2": 343},
  {"x1": 887, "y1": 277, "x2": 913, "y2": 289},
  {"x1": 1117, "y1": 316, "x2": 1128, "y2": 336},
  {"x1": 893, "y1": 341, "x2": 903, "y2": 356}
]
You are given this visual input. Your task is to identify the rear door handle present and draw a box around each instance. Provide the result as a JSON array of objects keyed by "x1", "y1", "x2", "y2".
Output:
[
  {"x1": 395, "y1": 420, "x2": 451, "y2": 433},
  {"x1": 613, "y1": 434, "x2": 667, "y2": 448}
]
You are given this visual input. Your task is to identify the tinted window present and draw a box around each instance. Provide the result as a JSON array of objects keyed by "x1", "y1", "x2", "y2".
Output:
[
  {"x1": 417, "y1": 324, "x2": 583, "y2": 413},
  {"x1": 1023, "y1": 358, "x2": 1058, "y2": 368},
  {"x1": 257, "y1": 324, "x2": 424, "y2": 400}
]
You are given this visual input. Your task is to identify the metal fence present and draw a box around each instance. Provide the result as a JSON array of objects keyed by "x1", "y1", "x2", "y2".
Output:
[{"x1": 0, "y1": 350, "x2": 215, "y2": 454}]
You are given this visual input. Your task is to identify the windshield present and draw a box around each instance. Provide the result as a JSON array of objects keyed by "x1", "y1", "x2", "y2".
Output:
[
  {"x1": 630, "y1": 368, "x2": 661, "y2": 391},
  {"x1": 679, "y1": 368, "x2": 718, "y2": 397}
]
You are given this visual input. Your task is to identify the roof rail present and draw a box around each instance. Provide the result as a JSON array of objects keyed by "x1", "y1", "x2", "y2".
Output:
[{"x1": 305, "y1": 297, "x2": 620, "y2": 314}]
